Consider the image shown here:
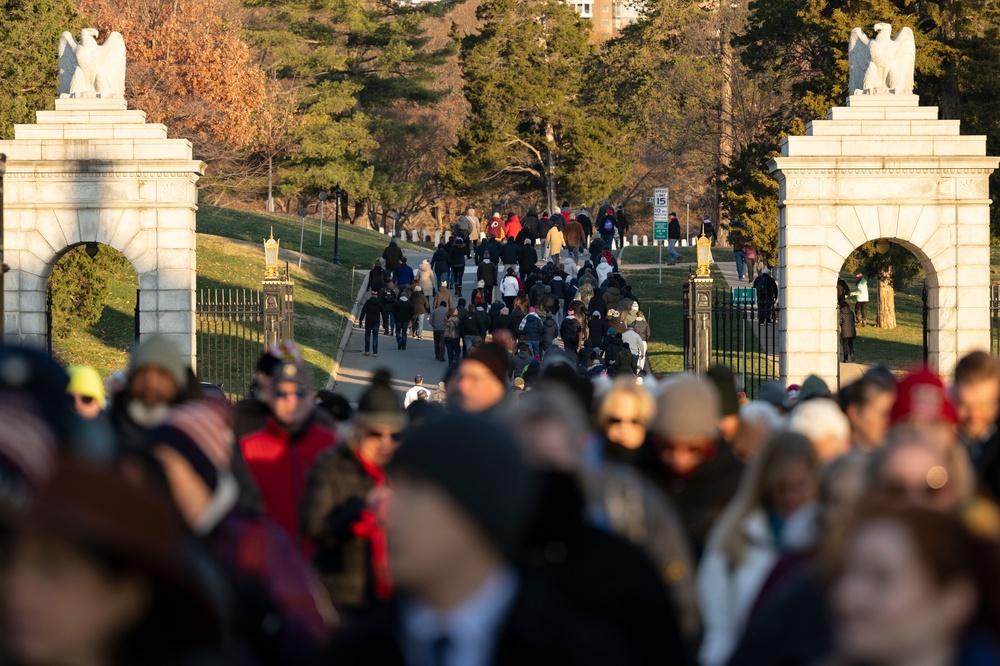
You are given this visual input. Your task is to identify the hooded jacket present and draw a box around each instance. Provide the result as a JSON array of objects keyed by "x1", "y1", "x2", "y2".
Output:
[
  {"x1": 501, "y1": 238, "x2": 521, "y2": 265},
  {"x1": 477, "y1": 260, "x2": 498, "y2": 286},
  {"x1": 505, "y1": 215, "x2": 523, "y2": 241},
  {"x1": 381, "y1": 242, "x2": 403, "y2": 271},
  {"x1": 519, "y1": 311, "x2": 543, "y2": 341},
  {"x1": 417, "y1": 261, "x2": 435, "y2": 294}
]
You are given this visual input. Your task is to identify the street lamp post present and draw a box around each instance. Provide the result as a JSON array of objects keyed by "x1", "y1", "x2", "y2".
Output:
[
  {"x1": 332, "y1": 184, "x2": 342, "y2": 266},
  {"x1": 0, "y1": 153, "x2": 6, "y2": 340},
  {"x1": 318, "y1": 191, "x2": 327, "y2": 246},
  {"x1": 684, "y1": 194, "x2": 693, "y2": 247},
  {"x1": 297, "y1": 207, "x2": 308, "y2": 268}
]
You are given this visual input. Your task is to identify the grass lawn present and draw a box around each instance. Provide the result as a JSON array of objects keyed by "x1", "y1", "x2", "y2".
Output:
[
  {"x1": 51, "y1": 205, "x2": 407, "y2": 395},
  {"x1": 620, "y1": 245, "x2": 735, "y2": 266},
  {"x1": 837, "y1": 268, "x2": 925, "y2": 371}
]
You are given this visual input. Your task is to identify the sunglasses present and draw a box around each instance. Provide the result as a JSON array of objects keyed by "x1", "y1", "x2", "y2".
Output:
[
  {"x1": 275, "y1": 388, "x2": 307, "y2": 399},
  {"x1": 71, "y1": 394, "x2": 96, "y2": 406},
  {"x1": 365, "y1": 430, "x2": 404, "y2": 442},
  {"x1": 607, "y1": 416, "x2": 643, "y2": 426}
]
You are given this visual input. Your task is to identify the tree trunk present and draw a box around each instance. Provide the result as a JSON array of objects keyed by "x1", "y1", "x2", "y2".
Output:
[
  {"x1": 877, "y1": 269, "x2": 896, "y2": 329},
  {"x1": 266, "y1": 155, "x2": 274, "y2": 213}
]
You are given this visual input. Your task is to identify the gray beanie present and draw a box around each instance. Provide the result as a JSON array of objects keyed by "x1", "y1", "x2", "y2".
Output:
[
  {"x1": 131, "y1": 335, "x2": 187, "y2": 389},
  {"x1": 387, "y1": 413, "x2": 534, "y2": 561}
]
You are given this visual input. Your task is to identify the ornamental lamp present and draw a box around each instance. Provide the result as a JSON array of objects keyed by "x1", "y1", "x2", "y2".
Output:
[
  {"x1": 696, "y1": 233, "x2": 712, "y2": 276},
  {"x1": 264, "y1": 227, "x2": 280, "y2": 279},
  {"x1": 875, "y1": 238, "x2": 891, "y2": 255}
]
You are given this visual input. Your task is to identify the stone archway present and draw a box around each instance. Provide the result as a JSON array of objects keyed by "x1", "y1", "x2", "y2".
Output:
[
  {"x1": 0, "y1": 96, "x2": 203, "y2": 366},
  {"x1": 770, "y1": 95, "x2": 998, "y2": 388}
]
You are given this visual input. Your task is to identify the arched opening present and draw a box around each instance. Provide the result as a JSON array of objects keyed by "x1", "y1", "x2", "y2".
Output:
[
  {"x1": 46, "y1": 242, "x2": 139, "y2": 377},
  {"x1": 837, "y1": 240, "x2": 929, "y2": 380}
]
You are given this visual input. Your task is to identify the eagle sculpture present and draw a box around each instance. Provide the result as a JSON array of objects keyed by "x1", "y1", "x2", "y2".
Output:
[
  {"x1": 848, "y1": 23, "x2": 915, "y2": 95},
  {"x1": 58, "y1": 28, "x2": 126, "y2": 99}
]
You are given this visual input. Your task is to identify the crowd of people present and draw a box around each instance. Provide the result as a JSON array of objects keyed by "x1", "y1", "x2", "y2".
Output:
[
  {"x1": 9, "y1": 313, "x2": 1000, "y2": 666},
  {"x1": 362, "y1": 203, "x2": 652, "y2": 379},
  {"x1": 6, "y1": 200, "x2": 1000, "y2": 666}
]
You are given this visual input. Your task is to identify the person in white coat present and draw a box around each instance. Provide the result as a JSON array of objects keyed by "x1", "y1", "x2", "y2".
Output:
[
  {"x1": 596, "y1": 256, "x2": 613, "y2": 286},
  {"x1": 417, "y1": 259, "x2": 435, "y2": 295},
  {"x1": 696, "y1": 431, "x2": 821, "y2": 666}
]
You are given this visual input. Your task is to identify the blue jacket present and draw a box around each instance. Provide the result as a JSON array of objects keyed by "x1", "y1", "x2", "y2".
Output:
[{"x1": 395, "y1": 264, "x2": 414, "y2": 287}]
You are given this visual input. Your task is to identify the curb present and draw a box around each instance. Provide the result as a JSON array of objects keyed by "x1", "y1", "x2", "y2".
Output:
[{"x1": 325, "y1": 267, "x2": 369, "y2": 391}]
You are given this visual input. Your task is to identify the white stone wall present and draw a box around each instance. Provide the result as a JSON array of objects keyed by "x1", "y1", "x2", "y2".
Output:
[
  {"x1": 770, "y1": 95, "x2": 998, "y2": 388},
  {"x1": 0, "y1": 98, "x2": 204, "y2": 367}
]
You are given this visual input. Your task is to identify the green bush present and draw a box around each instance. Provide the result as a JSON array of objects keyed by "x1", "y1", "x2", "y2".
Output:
[{"x1": 48, "y1": 246, "x2": 129, "y2": 337}]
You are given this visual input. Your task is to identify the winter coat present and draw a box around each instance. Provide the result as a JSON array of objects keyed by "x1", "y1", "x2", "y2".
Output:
[
  {"x1": 500, "y1": 274, "x2": 521, "y2": 298},
  {"x1": 459, "y1": 308, "x2": 482, "y2": 337},
  {"x1": 367, "y1": 265, "x2": 387, "y2": 293},
  {"x1": 501, "y1": 239, "x2": 521, "y2": 265},
  {"x1": 549, "y1": 276, "x2": 567, "y2": 301},
  {"x1": 588, "y1": 292, "x2": 607, "y2": 318},
  {"x1": 639, "y1": 439, "x2": 745, "y2": 560},
  {"x1": 519, "y1": 312, "x2": 543, "y2": 341},
  {"x1": 510, "y1": 349, "x2": 534, "y2": 378},
  {"x1": 589, "y1": 236, "x2": 606, "y2": 259},
  {"x1": 560, "y1": 317, "x2": 581, "y2": 347},
  {"x1": 576, "y1": 281, "x2": 595, "y2": 308},
  {"x1": 587, "y1": 315, "x2": 609, "y2": 347},
  {"x1": 697, "y1": 508, "x2": 783, "y2": 666},
  {"x1": 854, "y1": 277, "x2": 870, "y2": 303},
  {"x1": 431, "y1": 248, "x2": 450, "y2": 275},
  {"x1": 541, "y1": 315, "x2": 559, "y2": 350},
  {"x1": 208, "y1": 510, "x2": 330, "y2": 665},
  {"x1": 487, "y1": 217, "x2": 506, "y2": 240},
  {"x1": 447, "y1": 239, "x2": 467, "y2": 266},
  {"x1": 522, "y1": 212, "x2": 540, "y2": 238},
  {"x1": 477, "y1": 237, "x2": 502, "y2": 265},
  {"x1": 381, "y1": 243, "x2": 403, "y2": 271},
  {"x1": 622, "y1": 330, "x2": 642, "y2": 356},
  {"x1": 394, "y1": 263, "x2": 414, "y2": 287},
  {"x1": 444, "y1": 311, "x2": 461, "y2": 339},
  {"x1": 546, "y1": 226, "x2": 565, "y2": 255},
  {"x1": 604, "y1": 286, "x2": 622, "y2": 312},
  {"x1": 839, "y1": 302, "x2": 856, "y2": 339},
  {"x1": 359, "y1": 297, "x2": 382, "y2": 329},
  {"x1": 577, "y1": 212, "x2": 593, "y2": 239},
  {"x1": 300, "y1": 444, "x2": 379, "y2": 610},
  {"x1": 477, "y1": 261, "x2": 498, "y2": 287},
  {"x1": 429, "y1": 305, "x2": 449, "y2": 331},
  {"x1": 596, "y1": 260, "x2": 613, "y2": 286},
  {"x1": 378, "y1": 287, "x2": 397, "y2": 315},
  {"x1": 239, "y1": 417, "x2": 338, "y2": 552},
  {"x1": 633, "y1": 317, "x2": 650, "y2": 341},
  {"x1": 392, "y1": 297, "x2": 414, "y2": 324},
  {"x1": 505, "y1": 215, "x2": 523, "y2": 241},
  {"x1": 417, "y1": 261, "x2": 435, "y2": 294},
  {"x1": 614, "y1": 348, "x2": 636, "y2": 376},
  {"x1": 668, "y1": 218, "x2": 681, "y2": 240},
  {"x1": 432, "y1": 287, "x2": 452, "y2": 311},
  {"x1": 538, "y1": 216, "x2": 554, "y2": 240},
  {"x1": 581, "y1": 463, "x2": 701, "y2": 642},
  {"x1": 475, "y1": 308, "x2": 491, "y2": 336},
  {"x1": 409, "y1": 290, "x2": 430, "y2": 316},
  {"x1": 518, "y1": 243, "x2": 539, "y2": 272},
  {"x1": 564, "y1": 220, "x2": 585, "y2": 247},
  {"x1": 510, "y1": 307, "x2": 526, "y2": 334}
]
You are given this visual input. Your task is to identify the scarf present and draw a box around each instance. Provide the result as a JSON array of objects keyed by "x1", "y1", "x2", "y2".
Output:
[{"x1": 352, "y1": 454, "x2": 392, "y2": 599}]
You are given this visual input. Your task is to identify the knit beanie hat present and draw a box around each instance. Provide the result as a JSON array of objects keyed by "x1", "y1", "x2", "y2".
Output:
[
  {"x1": 798, "y1": 374, "x2": 832, "y2": 403},
  {"x1": 467, "y1": 343, "x2": 509, "y2": 386},
  {"x1": 356, "y1": 370, "x2": 406, "y2": 428},
  {"x1": 387, "y1": 413, "x2": 534, "y2": 561},
  {"x1": 67, "y1": 365, "x2": 106, "y2": 408},
  {"x1": 131, "y1": 334, "x2": 187, "y2": 389},
  {"x1": 707, "y1": 364, "x2": 740, "y2": 417},
  {"x1": 891, "y1": 368, "x2": 957, "y2": 425},
  {"x1": 147, "y1": 401, "x2": 233, "y2": 491},
  {"x1": 654, "y1": 374, "x2": 721, "y2": 441}
]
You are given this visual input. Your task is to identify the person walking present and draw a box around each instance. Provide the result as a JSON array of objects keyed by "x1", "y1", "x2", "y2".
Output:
[
  {"x1": 487, "y1": 211, "x2": 506, "y2": 240},
  {"x1": 417, "y1": 259, "x2": 435, "y2": 294},
  {"x1": 409, "y1": 285, "x2": 429, "y2": 338},
  {"x1": 431, "y1": 243, "x2": 450, "y2": 289},
  {"x1": 433, "y1": 280, "x2": 452, "y2": 312},
  {"x1": 444, "y1": 306, "x2": 462, "y2": 369},
  {"x1": 753, "y1": 268, "x2": 778, "y2": 324},
  {"x1": 743, "y1": 245, "x2": 758, "y2": 283},
  {"x1": 518, "y1": 238, "x2": 538, "y2": 282},
  {"x1": 429, "y1": 300, "x2": 448, "y2": 362},
  {"x1": 378, "y1": 283, "x2": 397, "y2": 336},
  {"x1": 359, "y1": 290, "x2": 382, "y2": 357},
  {"x1": 500, "y1": 267, "x2": 521, "y2": 310},
  {"x1": 853, "y1": 272, "x2": 869, "y2": 326},
  {"x1": 477, "y1": 256, "x2": 498, "y2": 303},
  {"x1": 519, "y1": 306, "x2": 543, "y2": 356},
  {"x1": 392, "y1": 293, "x2": 414, "y2": 350},
  {"x1": 599, "y1": 209, "x2": 616, "y2": 246},
  {"x1": 381, "y1": 238, "x2": 403, "y2": 282},
  {"x1": 667, "y1": 212, "x2": 682, "y2": 264},
  {"x1": 700, "y1": 216, "x2": 717, "y2": 246},
  {"x1": 394, "y1": 256, "x2": 413, "y2": 289},
  {"x1": 448, "y1": 236, "x2": 468, "y2": 296},
  {"x1": 838, "y1": 278, "x2": 857, "y2": 362},
  {"x1": 545, "y1": 220, "x2": 565, "y2": 262},
  {"x1": 366, "y1": 261, "x2": 387, "y2": 293},
  {"x1": 565, "y1": 215, "x2": 585, "y2": 265}
]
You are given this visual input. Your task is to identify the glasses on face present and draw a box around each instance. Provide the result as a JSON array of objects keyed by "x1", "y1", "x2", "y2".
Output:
[
  {"x1": 275, "y1": 388, "x2": 307, "y2": 399},
  {"x1": 71, "y1": 393, "x2": 96, "y2": 406}
]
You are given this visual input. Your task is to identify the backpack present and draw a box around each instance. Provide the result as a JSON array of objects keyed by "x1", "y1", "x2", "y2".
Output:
[{"x1": 603, "y1": 216, "x2": 615, "y2": 233}]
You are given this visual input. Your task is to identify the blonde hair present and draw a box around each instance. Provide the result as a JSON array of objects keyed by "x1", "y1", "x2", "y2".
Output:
[
  {"x1": 707, "y1": 431, "x2": 821, "y2": 566},
  {"x1": 596, "y1": 378, "x2": 655, "y2": 431}
]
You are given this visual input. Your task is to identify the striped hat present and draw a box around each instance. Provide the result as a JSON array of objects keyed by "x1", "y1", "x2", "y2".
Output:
[{"x1": 147, "y1": 401, "x2": 233, "y2": 490}]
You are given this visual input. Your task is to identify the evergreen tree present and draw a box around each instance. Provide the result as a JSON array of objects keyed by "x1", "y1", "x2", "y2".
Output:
[
  {"x1": 447, "y1": 0, "x2": 628, "y2": 208},
  {"x1": 0, "y1": 0, "x2": 82, "y2": 139}
]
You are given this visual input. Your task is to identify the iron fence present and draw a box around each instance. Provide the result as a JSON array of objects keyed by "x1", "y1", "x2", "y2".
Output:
[
  {"x1": 992, "y1": 284, "x2": 1000, "y2": 359},
  {"x1": 711, "y1": 286, "x2": 778, "y2": 399},
  {"x1": 196, "y1": 289, "x2": 263, "y2": 401}
]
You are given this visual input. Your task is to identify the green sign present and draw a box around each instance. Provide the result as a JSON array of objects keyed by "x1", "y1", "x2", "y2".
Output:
[
  {"x1": 653, "y1": 221, "x2": 668, "y2": 241},
  {"x1": 733, "y1": 287, "x2": 757, "y2": 306}
]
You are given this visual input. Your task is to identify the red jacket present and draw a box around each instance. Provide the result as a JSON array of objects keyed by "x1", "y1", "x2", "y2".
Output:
[{"x1": 240, "y1": 417, "x2": 337, "y2": 554}]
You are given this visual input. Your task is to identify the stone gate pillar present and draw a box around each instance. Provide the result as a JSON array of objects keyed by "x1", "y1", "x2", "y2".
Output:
[
  {"x1": 770, "y1": 94, "x2": 998, "y2": 387},
  {"x1": 0, "y1": 96, "x2": 204, "y2": 367}
]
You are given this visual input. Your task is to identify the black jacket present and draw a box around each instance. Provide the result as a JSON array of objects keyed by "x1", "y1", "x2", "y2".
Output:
[
  {"x1": 460, "y1": 309, "x2": 484, "y2": 337},
  {"x1": 524, "y1": 472, "x2": 691, "y2": 666},
  {"x1": 300, "y1": 445, "x2": 377, "y2": 610},
  {"x1": 382, "y1": 243, "x2": 403, "y2": 271},
  {"x1": 431, "y1": 248, "x2": 450, "y2": 274},
  {"x1": 638, "y1": 439, "x2": 744, "y2": 560},
  {"x1": 358, "y1": 297, "x2": 382, "y2": 329},
  {"x1": 367, "y1": 266, "x2": 387, "y2": 292},
  {"x1": 518, "y1": 244, "x2": 538, "y2": 271},
  {"x1": 477, "y1": 262, "x2": 498, "y2": 287},
  {"x1": 447, "y1": 240, "x2": 467, "y2": 266},
  {"x1": 560, "y1": 317, "x2": 581, "y2": 345},
  {"x1": 668, "y1": 218, "x2": 681, "y2": 240},
  {"x1": 501, "y1": 239, "x2": 521, "y2": 265},
  {"x1": 540, "y1": 316, "x2": 558, "y2": 349},
  {"x1": 392, "y1": 298, "x2": 414, "y2": 324}
]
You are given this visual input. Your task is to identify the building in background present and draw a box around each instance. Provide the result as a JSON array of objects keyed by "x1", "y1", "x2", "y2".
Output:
[{"x1": 570, "y1": 0, "x2": 644, "y2": 41}]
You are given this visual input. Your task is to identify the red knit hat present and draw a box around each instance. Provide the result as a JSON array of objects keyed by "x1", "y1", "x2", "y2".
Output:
[{"x1": 891, "y1": 368, "x2": 957, "y2": 425}]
